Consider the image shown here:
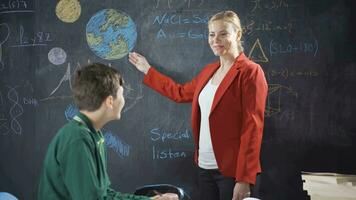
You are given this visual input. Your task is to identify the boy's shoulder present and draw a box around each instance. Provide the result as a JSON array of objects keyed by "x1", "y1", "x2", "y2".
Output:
[{"x1": 55, "y1": 120, "x2": 94, "y2": 145}]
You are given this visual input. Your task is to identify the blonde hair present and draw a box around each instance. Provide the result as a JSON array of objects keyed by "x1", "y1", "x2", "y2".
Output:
[{"x1": 208, "y1": 10, "x2": 244, "y2": 52}]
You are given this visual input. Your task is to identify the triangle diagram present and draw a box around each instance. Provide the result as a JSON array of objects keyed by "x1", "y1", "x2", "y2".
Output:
[{"x1": 248, "y1": 38, "x2": 269, "y2": 63}]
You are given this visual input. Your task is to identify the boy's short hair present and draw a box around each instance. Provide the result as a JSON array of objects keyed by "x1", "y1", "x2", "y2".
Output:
[{"x1": 72, "y1": 63, "x2": 123, "y2": 111}]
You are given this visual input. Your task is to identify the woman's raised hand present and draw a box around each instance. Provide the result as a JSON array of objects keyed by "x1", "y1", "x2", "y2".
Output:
[{"x1": 128, "y1": 52, "x2": 151, "y2": 74}]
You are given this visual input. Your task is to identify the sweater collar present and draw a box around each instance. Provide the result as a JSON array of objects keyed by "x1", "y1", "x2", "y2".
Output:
[{"x1": 74, "y1": 112, "x2": 97, "y2": 134}]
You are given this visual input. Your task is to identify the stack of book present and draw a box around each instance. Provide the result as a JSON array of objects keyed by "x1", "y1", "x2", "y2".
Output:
[{"x1": 302, "y1": 172, "x2": 356, "y2": 200}]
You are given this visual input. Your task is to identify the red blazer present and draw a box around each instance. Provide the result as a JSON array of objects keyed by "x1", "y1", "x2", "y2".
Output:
[{"x1": 143, "y1": 53, "x2": 268, "y2": 184}]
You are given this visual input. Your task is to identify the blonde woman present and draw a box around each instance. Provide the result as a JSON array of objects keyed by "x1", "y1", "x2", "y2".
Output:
[{"x1": 129, "y1": 11, "x2": 268, "y2": 200}]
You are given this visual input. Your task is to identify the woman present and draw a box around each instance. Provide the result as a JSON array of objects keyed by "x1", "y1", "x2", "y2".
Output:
[{"x1": 129, "y1": 11, "x2": 268, "y2": 200}]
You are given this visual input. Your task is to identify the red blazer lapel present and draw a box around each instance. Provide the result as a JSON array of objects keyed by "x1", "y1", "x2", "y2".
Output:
[
  {"x1": 191, "y1": 61, "x2": 219, "y2": 139},
  {"x1": 211, "y1": 53, "x2": 246, "y2": 112},
  {"x1": 195, "y1": 62, "x2": 220, "y2": 98}
]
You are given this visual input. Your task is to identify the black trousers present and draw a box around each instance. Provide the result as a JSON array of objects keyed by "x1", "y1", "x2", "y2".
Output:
[{"x1": 198, "y1": 167, "x2": 235, "y2": 200}]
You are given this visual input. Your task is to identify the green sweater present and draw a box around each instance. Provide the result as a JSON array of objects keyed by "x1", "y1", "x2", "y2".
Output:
[{"x1": 38, "y1": 113, "x2": 150, "y2": 200}]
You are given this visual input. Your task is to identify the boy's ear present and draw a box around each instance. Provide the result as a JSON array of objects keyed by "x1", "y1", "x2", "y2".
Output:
[{"x1": 104, "y1": 95, "x2": 114, "y2": 109}]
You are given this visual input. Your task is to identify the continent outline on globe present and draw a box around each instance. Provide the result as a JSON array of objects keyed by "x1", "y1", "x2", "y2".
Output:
[{"x1": 86, "y1": 9, "x2": 137, "y2": 60}]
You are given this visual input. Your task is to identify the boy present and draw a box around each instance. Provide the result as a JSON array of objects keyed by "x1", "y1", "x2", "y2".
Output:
[{"x1": 38, "y1": 63, "x2": 177, "y2": 200}]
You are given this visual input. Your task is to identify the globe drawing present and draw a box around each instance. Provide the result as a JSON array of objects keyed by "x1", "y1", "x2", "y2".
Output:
[{"x1": 86, "y1": 9, "x2": 137, "y2": 60}]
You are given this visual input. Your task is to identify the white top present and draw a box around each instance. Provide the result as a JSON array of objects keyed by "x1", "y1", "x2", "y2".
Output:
[{"x1": 198, "y1": 78, "x2": 219, "y2": 169}]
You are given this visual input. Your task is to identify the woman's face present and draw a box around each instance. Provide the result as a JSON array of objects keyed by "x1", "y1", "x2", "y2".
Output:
[{"x1": 208, "y1": 20, "x2": 239, "y2": 56}]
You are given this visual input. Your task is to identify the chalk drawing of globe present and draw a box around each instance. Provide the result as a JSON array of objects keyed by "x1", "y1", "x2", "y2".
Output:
[{"x1": 86, "y1": 9, "x2": 137, "y2": 60}]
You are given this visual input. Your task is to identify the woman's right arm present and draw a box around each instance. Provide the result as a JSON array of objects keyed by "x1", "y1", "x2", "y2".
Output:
[{"x1": 129, "y1": 52, "x2": 197, "y2": 103}]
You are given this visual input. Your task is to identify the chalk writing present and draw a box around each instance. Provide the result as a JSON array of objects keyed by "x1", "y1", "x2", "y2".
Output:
[
  {"x1": 104, "y1": 131, "x2": 130, "y2": 158},
  {"x1": 0, "y1": 0, "x2": 33, "y2": 14},
  {"x1": 153, "y1": 12, "x2": 208, "y2": 25},
  {"x1": 152, "y1": 12, "x2": 209, "y2": 41},
  {"x1": 156, "y1": 28, "x2": 208, "y2": 40},
  {"x1": 269, "y1": 39, "x2": 318, "y2": 57},
  {"x1": 265, "y1": 84, "x2": 298, "y2": 117},
  {"x1": 154, "y1": 0, "x2": 205, "y2": 9},
  {"x1": 149, "y1": 128, "x2": 192, "y2": 160},
  {"x1": 266, "y1": 68, "x2": 319, "y2": 79},
  {"x1": 152, "y1": 146, "x2": 187, "y2": 160},
  {"x1": 150, "y1": 128, "x2": 191, "y2": 143},
  {"x1": 243, "y1": 20, "x2": 294, "y2": 35},
  {"x1": 7, "y1": 86, "x2": 23, "y2": 134},
  {"x1": 11, "y1": 25, "x2": 52, "y2": 47},
  {"x1": 249, "y1": 0, "x2": 297, "y2": 12},
  {"x1": 23, "y1": 97, "x2": 39, "y2": 107}
]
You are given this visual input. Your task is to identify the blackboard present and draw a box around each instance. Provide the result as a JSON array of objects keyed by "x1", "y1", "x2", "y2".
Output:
[{"x1": 1, "y1": 0, "x2": 356, "y2": 199}]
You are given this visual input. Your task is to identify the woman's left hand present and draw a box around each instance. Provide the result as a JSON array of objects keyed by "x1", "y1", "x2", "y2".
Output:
[{"x1": 232, "y1": 182, "x2": 250, "y2": 200}]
